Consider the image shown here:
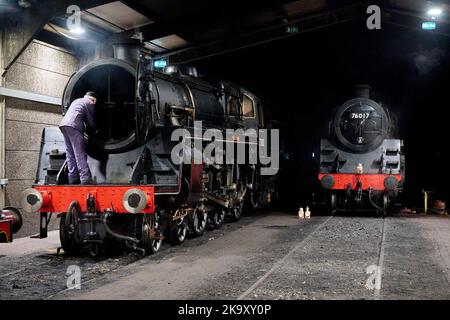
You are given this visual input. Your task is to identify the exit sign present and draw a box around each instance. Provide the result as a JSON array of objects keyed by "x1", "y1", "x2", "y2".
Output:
[
  {"x1": 422, "y1": 21, "x2": 436, "y2": 30},
  {"x1": 153, "y1": 59, "x2": 167, "y2": 68},
  {"x1": 286, "y1": 25, "x2": 299, "y2": 33}
]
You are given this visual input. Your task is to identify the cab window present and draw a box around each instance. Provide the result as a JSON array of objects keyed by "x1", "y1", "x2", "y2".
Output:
[
  {"x1": 227, "y1": 96, "x2": 240, "y2": 116},
  {"x1": 242, "y1": 94, "x2": 255, "y2": 118}
]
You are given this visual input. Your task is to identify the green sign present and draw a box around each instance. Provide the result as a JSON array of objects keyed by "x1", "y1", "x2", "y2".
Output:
[
  {"x1": 422, "y1": 21, "x2": 436, "y2": 30},
  {"x1": 286, "y1": 26, "x2": 299, "y2": 34}
]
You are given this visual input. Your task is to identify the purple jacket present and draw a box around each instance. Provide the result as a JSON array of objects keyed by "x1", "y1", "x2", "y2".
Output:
[{"x1": 60, "y1": 97, "x2": 96, "y2": 133}]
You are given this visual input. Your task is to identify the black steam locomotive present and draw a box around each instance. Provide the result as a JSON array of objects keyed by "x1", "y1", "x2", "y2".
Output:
[
  {"x1": 21, "y1": 46, "x2": 275, "y2": 256},
  {"x1": 318, "y1": 86, "x2": 405, "y2": 215}
]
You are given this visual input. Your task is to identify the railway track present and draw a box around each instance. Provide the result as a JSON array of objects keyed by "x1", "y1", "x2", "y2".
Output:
[{"x1": 373, "y1": 217, "x2": 387, "y2": 299}]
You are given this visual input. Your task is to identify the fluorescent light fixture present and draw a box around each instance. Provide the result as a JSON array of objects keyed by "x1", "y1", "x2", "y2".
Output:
[
  {"x1": 69, "y1": 27, "x2": 85, "y2": 34},
  {"x1": 427, "y1": 8, "x2": 442, "y2": 16},
  {"x1": 422, "y1": 21, "x2": 436, "y2": 30},
  {"x1": 18, "y1": 0, "x2": 31, "y2": 8}
]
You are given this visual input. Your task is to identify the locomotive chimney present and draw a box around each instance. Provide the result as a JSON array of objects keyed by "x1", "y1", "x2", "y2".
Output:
[
  {"x1": 354, "y1": 84, "x2": 371, "y2": 99},
  {"x1": 112, "y1": 42, "x2": 141, "y2": 66}
]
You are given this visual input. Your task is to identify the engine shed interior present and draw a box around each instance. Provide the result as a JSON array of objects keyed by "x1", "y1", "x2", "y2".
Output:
[
  {"x1": 1, "y1": 0, "x2": 449, "y2": 232},
  {"x1": 1, "y1": 0, "x2": 450, "y2": 303}
]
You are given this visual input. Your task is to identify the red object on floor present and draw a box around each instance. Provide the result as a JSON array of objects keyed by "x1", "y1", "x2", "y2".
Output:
[{"x1": 0, "y1": 217, "x2": 12, "y2": 243}]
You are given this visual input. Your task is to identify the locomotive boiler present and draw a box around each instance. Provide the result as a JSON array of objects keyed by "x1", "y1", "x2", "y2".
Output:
[
  {"x1": 318, "y1": 86, "x2": 405, "y2": 215},
  {"x1": 21, "y1": 46, "x2": 274, "y2": 256}
]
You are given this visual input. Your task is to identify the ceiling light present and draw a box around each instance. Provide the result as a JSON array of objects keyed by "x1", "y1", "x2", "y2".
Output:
[
  {"x1": 69, "y1": 28, "x2": 85, "y2": 34},
  {"x1": 427, "y1": 8, "x2": 442, "y2": 16},
  {"x1": 17, "y1": 0, "x2": 31, "y2": 8}
]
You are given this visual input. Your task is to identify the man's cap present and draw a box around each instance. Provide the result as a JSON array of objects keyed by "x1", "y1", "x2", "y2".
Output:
[{"x1": 85, "y1": 91, "x2": 98, "y2": 99}]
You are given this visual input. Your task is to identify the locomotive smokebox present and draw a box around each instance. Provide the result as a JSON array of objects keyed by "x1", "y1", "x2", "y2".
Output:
[
  {"x1": 63, "y1": 43, "x2": 145, "y2": 154},
  {"x1": 62, "y1": 47, "x2": 225, "y2": 156},
  {"x1": 63, "y1": 58, "x2": 137, "y2": 154}
]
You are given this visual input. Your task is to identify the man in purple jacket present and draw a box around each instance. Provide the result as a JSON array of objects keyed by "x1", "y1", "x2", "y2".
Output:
[{"x1": 60, "y1": 91, "x2": 98, "y2": 184}]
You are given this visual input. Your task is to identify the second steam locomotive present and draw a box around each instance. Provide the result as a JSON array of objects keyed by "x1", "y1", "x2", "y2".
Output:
[
  {"x1": 318, "y1": 86, "x2": 405, "y2": 215},
  {"x1": 21, "y1": 45, "x2": 276, "y2": 256}
]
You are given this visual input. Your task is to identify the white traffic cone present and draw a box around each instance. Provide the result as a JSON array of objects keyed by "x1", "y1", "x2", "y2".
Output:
[
  {"x1": 305, "y1": 206, "x2": 311, "y2": 219},
  {"x1": 298, "y1": 207, "x2": 304, "y2": 219}
]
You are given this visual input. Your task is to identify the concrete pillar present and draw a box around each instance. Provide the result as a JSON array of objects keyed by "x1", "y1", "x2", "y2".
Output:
[{"x1": 0, "y1": 30, "x2": 5, "y2": 208}]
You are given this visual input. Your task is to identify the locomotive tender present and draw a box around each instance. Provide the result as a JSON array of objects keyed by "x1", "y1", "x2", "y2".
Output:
[
  {"x1": 318, "y1": 86, "x2": 405, "y2": 215},
  {"x1": 21, "y1": 45, "x2": 275, "y2": 256}
]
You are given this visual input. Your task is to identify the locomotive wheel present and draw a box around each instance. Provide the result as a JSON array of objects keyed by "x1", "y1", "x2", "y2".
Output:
[
  {"x1": 189, "y1": 209, "x2": 207, "y2": 237},
  {"x1": 209, "y1": 210, "x2": 225, "y2": 230},
  {"x1": 60, "y1": 201, "x2": 82, "y2": 256},
  {"x1": 244, "y1": 191, "x2": 258, "y2": 214},
  {"x1": 89, "y1": 243, "x2": 101, "y2": 258},
  {"x1": 170, "y1": 217, "x2": 187, "y2": 245},
  {"x1": 228, "y1": 202, "x2": 244, "y2": 222},
  {"x1": 330, "y1": 193, "x2": 337, "y2": 212},
  {"x1": 382, "y1": 193, "x2": 389, "y2": 217},
  {"x1": 141, "y1": 214, "x2": 162, "y2": 255},
  {"x1": 249, "y1": 191, "x2": 261, "y2": 211}
]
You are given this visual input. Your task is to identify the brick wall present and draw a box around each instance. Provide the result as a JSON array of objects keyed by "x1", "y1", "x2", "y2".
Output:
[{"x1": 3, "y1": 40, "x2": 78, "y2": 237}]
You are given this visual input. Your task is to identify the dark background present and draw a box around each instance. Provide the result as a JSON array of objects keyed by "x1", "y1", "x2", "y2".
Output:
[{"x1": 195, "y1": 20, "x2": 450, "y2": 210}]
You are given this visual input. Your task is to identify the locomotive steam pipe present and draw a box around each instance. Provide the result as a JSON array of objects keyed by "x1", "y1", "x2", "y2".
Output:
[
  {"x1": 102, "y1": 211, "x2": 139, "y2": 244},
  {"x1": 101, "y1": 211, "x2": 147, "y2": 256}
]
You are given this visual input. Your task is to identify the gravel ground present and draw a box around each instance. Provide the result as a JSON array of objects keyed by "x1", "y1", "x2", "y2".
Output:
[
  {"x1": 1, "y1": 212, "x2": 449, "y2": 300},
  {"x1": 0, "y1": 213, "x2": 258, "y2": 300},
  {"x1": 0, "y1": 247, "x2": 141, "y2": 299},
  {"x1": 381, "y1": 216, "x2": 450, "y2": 299}
]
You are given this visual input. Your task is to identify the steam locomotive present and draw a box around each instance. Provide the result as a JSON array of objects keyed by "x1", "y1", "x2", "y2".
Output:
[
  {"x1": 21, "y1": 46, "x2": 275, "y2": 256},
  {"x1": 318, "y1": 86, "x2": 405, "y2": 215}
]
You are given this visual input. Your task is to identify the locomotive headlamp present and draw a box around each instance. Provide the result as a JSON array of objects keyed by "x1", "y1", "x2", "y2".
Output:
[
  {"x1": 123, "y1": 188, "x2": 148, "y2": 213},
  {"x1": 21, "y1": 188, "x2": 44, "y2": 213},
  {"x1": 384, "y1": 176, "x2": 398, "y2": 191},
  {"x1": 356, "y1": 163, "x2": 364, "y2": 174},
  {"x1": 320, "y1": 175, "x2": 335, "y2": 189}
]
